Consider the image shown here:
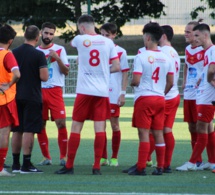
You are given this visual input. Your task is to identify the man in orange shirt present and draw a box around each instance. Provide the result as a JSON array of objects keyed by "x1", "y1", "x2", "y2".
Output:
[{"x1": 0, "y1": 24, "x2": 20, "y2": 176}]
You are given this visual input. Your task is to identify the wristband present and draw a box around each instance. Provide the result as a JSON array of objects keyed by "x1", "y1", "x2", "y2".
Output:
[{"x1": 120, "y1": 90, "x2": 126, "y2": 95}]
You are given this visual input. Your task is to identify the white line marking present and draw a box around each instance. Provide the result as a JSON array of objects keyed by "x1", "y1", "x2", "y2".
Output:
[{"x1": 0, "y1": 192, "x2": 212, "y2": 195}]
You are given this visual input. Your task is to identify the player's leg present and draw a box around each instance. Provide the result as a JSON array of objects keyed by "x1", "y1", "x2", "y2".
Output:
[
  {"x1": 37, "y1": 120, "x2": 52, "y2": 165},
  {"x1": 109, "y1": 116, "x2": 121, "y2": 166},
  {"x1": 55, "y1": 118, "x2": 68, "y2": 166}
]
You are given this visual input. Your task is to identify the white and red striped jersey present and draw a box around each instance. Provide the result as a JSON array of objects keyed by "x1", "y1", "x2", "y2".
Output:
[
  {"x1": 160, "y1": 45, "x2": 180, "y2": 100},
  {"x1": 133, "y1": 49, "x2": 174, "y2": 102},
  {"x1": 71, "y1": 34, "x2": 118, "y2": 97},
  {"x1": 109, "y1": 45, "x2": 130, "y2": 104},
  {"x1": 196, "y1": 45, "x2": 215, "y2": 105},
  {"x1": 37, "y1": 43, "x2": 69, "y2": 88},
  {"x1": 184, "y1": 45, "x2": 204, "y2": 100}
]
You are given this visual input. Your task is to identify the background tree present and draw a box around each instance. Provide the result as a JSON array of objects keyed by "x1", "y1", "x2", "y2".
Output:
[
  {"x1": 0, "y1": 0, "x2": 165, "y2": 42},
  {"x1": 190, "y1": 0, "x2": 215, "y2": 20}
]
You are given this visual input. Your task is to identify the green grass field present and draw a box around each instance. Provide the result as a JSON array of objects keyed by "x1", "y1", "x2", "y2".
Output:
[{"x1": 1, "y1": 98, "x2": 214, "y2": 195}]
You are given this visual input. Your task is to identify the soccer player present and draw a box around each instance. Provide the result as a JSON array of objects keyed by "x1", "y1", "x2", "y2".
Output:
[
  {"x1": 55, "y1": 14, "x2": 120, "y2": 175},
  {"x1": 100, "y1": 22, "x2": 129, "y2": 167},
  {"x1": 176, "y1": 23, "x2": 215, "y2": 171},
  {"x1": 0, "y1": 24, "x2": 20, "y2": 177},
  {"x1": 11, "y1": 25, "x2": 49, "y2": 174},
  {"x1": 181, "y1": 20, "x2": 205, "y2": 167},
  {"x1": 136, "y1": 46, "x2": 160, "y2": 168},
  {"x1": 159, "y1": 25, "x2": 181, "y2": 173},
  {"x1": 36, "y1": 22, "x2": 70, "y2": 166},
  {"x1": 128, "y1": 22, "x2": 174, "y2": 176}
]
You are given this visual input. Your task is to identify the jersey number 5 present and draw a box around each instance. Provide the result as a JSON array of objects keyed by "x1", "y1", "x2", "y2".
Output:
[
  {"x1": 89, "y1": 49, "x2": 100, "y2": 66},
  {"x1": 151, "y1": 67, "x2": 160, "y2": 83}
]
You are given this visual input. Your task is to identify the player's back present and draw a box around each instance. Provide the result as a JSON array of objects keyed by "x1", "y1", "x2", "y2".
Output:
[
  {"x1": 161, "y1": 45, "x2": 180, "y2": 99},
  {"x1": 133, "y1": 49, "x2": 173, "y2": 101},
  {"x1": 71, "y1": 34, "x2": 118, "y2": 97}
]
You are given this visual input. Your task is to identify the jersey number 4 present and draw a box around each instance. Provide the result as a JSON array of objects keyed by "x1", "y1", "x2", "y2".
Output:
[
  {"x1": 151, "y1": 67, "x2": 160, "y2": 83},
  {"x1": 89, "y1": 49, "x2": 100, "y2": 66}
]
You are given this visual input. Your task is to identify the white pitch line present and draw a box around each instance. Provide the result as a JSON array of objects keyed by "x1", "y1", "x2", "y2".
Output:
[{"x1": 0, "y1": 192, "x2": 212, "y2": 195}]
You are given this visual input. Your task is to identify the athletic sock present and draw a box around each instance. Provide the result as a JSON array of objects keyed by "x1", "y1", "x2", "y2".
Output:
[
  {"x1": 58, "y1": 127, "x2": 68, "y2": 159},
  {"x1": 37, "y1": 128, "x2": 51, "y2": 159},
  {"x1": 147, "y1": 133, "x2": 155, "y2": 161},
  {"x1": 101, "y1": 132, "x2": 108, "y2": 159},
  {"x1": 22, "y1": 154, "x2": 31, "y2": 167},
  {"x1": 164, "y1": 132, "x2": 175, "y2": 167},
  {"x1": 207, "y1": 131, "x2": 215, "y2": 163},
  {"x1": 0, "y1": 148, "x2": 8, "y2": 171},
  {"x1": 66, "y1": 133, "x2": 80, "y2": 169},
  {"x1": 155, "y1": 144, "x2": 166, "y2": 169},
  {"x1": 191, "y1": 132, "x2": 202, "y2": 163},
  {"x1": 93, "y1": 132, "x2": 105, "y2": 170},
  {"x1": 137, "y1": 142, "x2": 150, "y2": 171},
  {"x1": 12, "y1": 153, "x2": 20, "y2": 165},
  {"x1": 111, "y1": 130, "x2": 121, "y2": 159},
  {"x1": 191, "y1": 132, "x2": 198, "y2": 150},
  {"x1": 189, "y1": 133, "x2": 208, "y2": 163}
]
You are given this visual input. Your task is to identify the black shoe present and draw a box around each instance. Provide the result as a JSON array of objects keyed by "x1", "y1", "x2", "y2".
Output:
[
  {"x1": 164, "y1": 166, "x2": 172, "y2": 173},
  {"x1": 20, "y1": 163, "x2": 43, "y2": 174},
  {"x1": 4, "y1": 164, "x2": 10, "y2": 168},
  {"x1": 128, "y1": 168, "x2": 147, "y2": 176},
  {"x1": 122, "y1": 164, "x2": 137, "y2": 173},
  {"x1": 196, "y1": 161, "x2": 203, "y2": 167},
  {"x1": 12, "y1": 164, "x2": 21, "y2": 173},
  {"x1": 55, "y1": 166, "x2": 74, "y2": 174},
  {"x1": 92, "y1": 169, "x2": 101, "y2": 175},
  {"x1": 152, "y1": 167, "x2": 163, "y2": 175}
]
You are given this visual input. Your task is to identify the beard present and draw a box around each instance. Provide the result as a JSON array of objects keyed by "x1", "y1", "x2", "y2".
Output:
[{"x1": 42, "y1": 35, "x2": 53, "y2": 45}]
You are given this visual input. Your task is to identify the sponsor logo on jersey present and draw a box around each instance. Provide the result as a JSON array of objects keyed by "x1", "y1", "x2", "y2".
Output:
[
  {"x1": 148, "y1": 56, "x2": 154, "y2": 64},
  {"x1": 83, "y1": 40, "x2": 91, "y2": 47}
]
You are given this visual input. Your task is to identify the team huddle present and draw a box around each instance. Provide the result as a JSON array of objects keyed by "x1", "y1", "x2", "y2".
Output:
[{"x1": 0, "y1": 14, "x2": 215, "y2": 177}]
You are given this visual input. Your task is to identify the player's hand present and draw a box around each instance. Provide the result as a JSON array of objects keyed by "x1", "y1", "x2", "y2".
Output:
[
  {"x1": 49, "y1": 49, "x2": 59, "y2": 60},
  {"x1": 118, "y1": 94, "x2": 125, "y2": 107},
  {"x1": 0, "y1": 83, "x2": 9, "y2": 92}
]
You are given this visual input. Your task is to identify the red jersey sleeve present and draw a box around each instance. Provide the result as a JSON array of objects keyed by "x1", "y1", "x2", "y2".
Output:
[{"x1": 3, "y1": 52, "x2": 19, "y2": 72}]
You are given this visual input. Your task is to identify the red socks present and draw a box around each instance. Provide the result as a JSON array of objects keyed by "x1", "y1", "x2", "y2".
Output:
[
  {"x1": 58, "y1": 127, "x2": 68, "y2": 159},
  {"x1": 37, "y1": 128, "x2": 51, "y2": 159},
  {"x1": 164, "y1": 132, "x2": 175, "y2": 168},
  {"x1": 101, "y1": 132, "x2": 108, "y2": 159},
  {"x1": 137, "y1": 142, "x2": 150, "y2": 171},
  {"x1": 189, "y1": 133, "x2": 208, "y2": 163},
  {"x1": 93, "y1": 132, "x2": 106, "y2": 169},
  {"x1": 66, "y1": 133, "x2": 80, "y2": 169},
  {"x1": 155, "y1": 144, "x2": 166, "y2": 169},
  {"x1": 191, "y1": 132, "x2": 202, "y2": 163},
  {"x1": 147, "y1": 133, "x2": 155, "y2": 161},
  {"x1": 207, "y1": 131, "x2": 215, "y2": 163},
  {"x1": 0, "y1": 148, "x2": 8, "y2": 171},
  {"x1": 111, "y1": 131, "x2": 121, "y2": 159}
]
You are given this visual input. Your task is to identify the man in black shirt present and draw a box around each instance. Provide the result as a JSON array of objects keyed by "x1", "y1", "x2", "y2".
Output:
[{"x1": 11, "y1": 25, "x2": 49, "y2": 174}]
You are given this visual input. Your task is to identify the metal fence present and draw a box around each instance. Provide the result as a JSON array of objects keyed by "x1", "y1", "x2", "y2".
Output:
[{"x1": 64, "y1": 55, "x2": 185, "y2": 98}]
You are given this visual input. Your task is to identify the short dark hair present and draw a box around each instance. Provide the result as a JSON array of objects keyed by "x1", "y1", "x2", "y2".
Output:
[
  {"x1": 24, "y1": 25, "x2": 40, "y2": 41},
  {"x1": 100, "y1": 23, "x2": 117, "y2": 34},
  {"x1": 142, "y1": 22, "x2": 163, "y2": 43},
  {"x1": 77, "y1": 14, "x2": 94, "y2": 25},
  {"x1": 193, "y1": 23, "x2": 210, "y2": 32},
  {"x1": 187, "y1": 19, "x2": 203, "y2": 29},
  {"x1": 41, "y1": 22, "x2": 56, "y2": 31},
  {"x1": 161, "y1": 25, "x2": 174, "y2": 42},
  {"x1": 0, "y1": 24, "x2": 16, "y2": 44}
]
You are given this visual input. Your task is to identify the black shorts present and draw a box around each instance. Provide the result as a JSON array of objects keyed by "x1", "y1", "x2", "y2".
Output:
[{"x1": 12, "y1": 99, "x2": 42, "y2": 133}]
